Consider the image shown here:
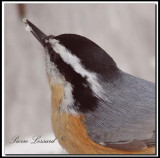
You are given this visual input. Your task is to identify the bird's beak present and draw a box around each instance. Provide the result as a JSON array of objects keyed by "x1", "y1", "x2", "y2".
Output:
[{"x1": 23, "y1": 18, "x2": 47, "y2": 47}]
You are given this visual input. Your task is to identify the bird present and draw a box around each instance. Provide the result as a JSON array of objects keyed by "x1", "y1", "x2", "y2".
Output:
[{"x1": 23, "y1": 18, "x2": 155, "y2": 154}]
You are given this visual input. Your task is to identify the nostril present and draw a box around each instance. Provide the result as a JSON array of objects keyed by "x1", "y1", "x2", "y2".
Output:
[
  {"x1": 48, "y1": 35, "x2": 55, "y2": 39},
  {"x1": 44, "y1": 35, "x2": 55, "y2": 46},
  {"x1": 47, "y1": 35, "x2": 54, "y2": 38},
  {"x1": 45, "y1": 35, "x2": 55, "y2": 41}
]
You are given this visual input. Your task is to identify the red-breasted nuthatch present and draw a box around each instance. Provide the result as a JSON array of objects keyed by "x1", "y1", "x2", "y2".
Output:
[{"x1": 23, "y1": 19, "x2": 155, "y2": 154}]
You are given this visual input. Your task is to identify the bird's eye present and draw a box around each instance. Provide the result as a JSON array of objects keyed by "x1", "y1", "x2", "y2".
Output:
[
  {"x1": 43, "y1": 35, "x2": 58, "y2": 62},
  {"x1": 50, "y1": 53, "x2": 55, "y2": 62},
  {"x1": 49, "y1": 49, "x2": 58, "y2": 62}
]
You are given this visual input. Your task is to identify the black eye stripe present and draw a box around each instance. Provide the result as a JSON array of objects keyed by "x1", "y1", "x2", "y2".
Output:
[
  {"x1": 50, "y1": 53, "x2": 54, "y2": 59},
  {"x1": 48, "y1": 49, "x2": 98, "y2": 113},
  {"x1": 48, "y1": 46, "x2": 53, "y2": 53},
  {"x1": 50, "y1": 53, "x2": 56, "y2": 62},
  {"x1": 46, "y1": 44, "x2": 58, "y2": 62}
]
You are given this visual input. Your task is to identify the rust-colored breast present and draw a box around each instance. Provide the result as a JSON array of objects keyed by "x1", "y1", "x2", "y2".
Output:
[{"x1": 50, "y1": 83, "x2": 155, "y2": 154}]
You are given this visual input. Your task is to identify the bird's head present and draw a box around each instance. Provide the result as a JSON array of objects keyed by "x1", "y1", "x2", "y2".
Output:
[{"x1": 23, "y1": 19, "x2": 120, "y2": 114}]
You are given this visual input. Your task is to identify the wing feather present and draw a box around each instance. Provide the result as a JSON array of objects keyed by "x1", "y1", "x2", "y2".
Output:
[{"x1": 84, "y1": 71, "x2": 155, "y2": 150}]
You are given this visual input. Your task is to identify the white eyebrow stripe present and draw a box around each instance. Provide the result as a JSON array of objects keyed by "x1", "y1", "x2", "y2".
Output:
[{"x1": 49, "y1": 39, "x2": 110, "y2": 102}]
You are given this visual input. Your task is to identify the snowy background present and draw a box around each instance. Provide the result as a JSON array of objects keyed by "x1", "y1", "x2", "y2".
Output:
[{"x1": 4, "y1": 3, "x2": 155, "y2": 154}]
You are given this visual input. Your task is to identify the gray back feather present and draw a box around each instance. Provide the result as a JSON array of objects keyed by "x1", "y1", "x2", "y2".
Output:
[{"x1": 84, "y1": 71, "x2": 155, "y2": 150}]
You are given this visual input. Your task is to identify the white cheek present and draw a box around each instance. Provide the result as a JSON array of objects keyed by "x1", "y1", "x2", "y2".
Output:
[
  {"x1": 45, "y1": 53, "x2": 65, "y2": 85},
  {"x1": 61, "y1": 83, "x2": 78, "y2": 115},
  {"x1": 44, "y1": 53, "x2": 78, "y2": 115}
]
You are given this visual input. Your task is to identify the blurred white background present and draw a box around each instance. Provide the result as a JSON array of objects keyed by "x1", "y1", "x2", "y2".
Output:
[{"x1": 4, "y1": 3, "x2": 155, "y2": 154}]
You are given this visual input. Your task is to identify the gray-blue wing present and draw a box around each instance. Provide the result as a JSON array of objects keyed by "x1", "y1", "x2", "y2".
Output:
[{"x1": 84, "y1": 71, "x2": 155, "y2": 150}]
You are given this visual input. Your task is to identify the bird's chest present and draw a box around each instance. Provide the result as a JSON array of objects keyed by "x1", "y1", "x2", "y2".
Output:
[
  {"x1": 50, "y1": 83, "x2": 66, "y2": 138},
  {"x1": 50, "y1": 83, "x2": 87, "y2": 153}
]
